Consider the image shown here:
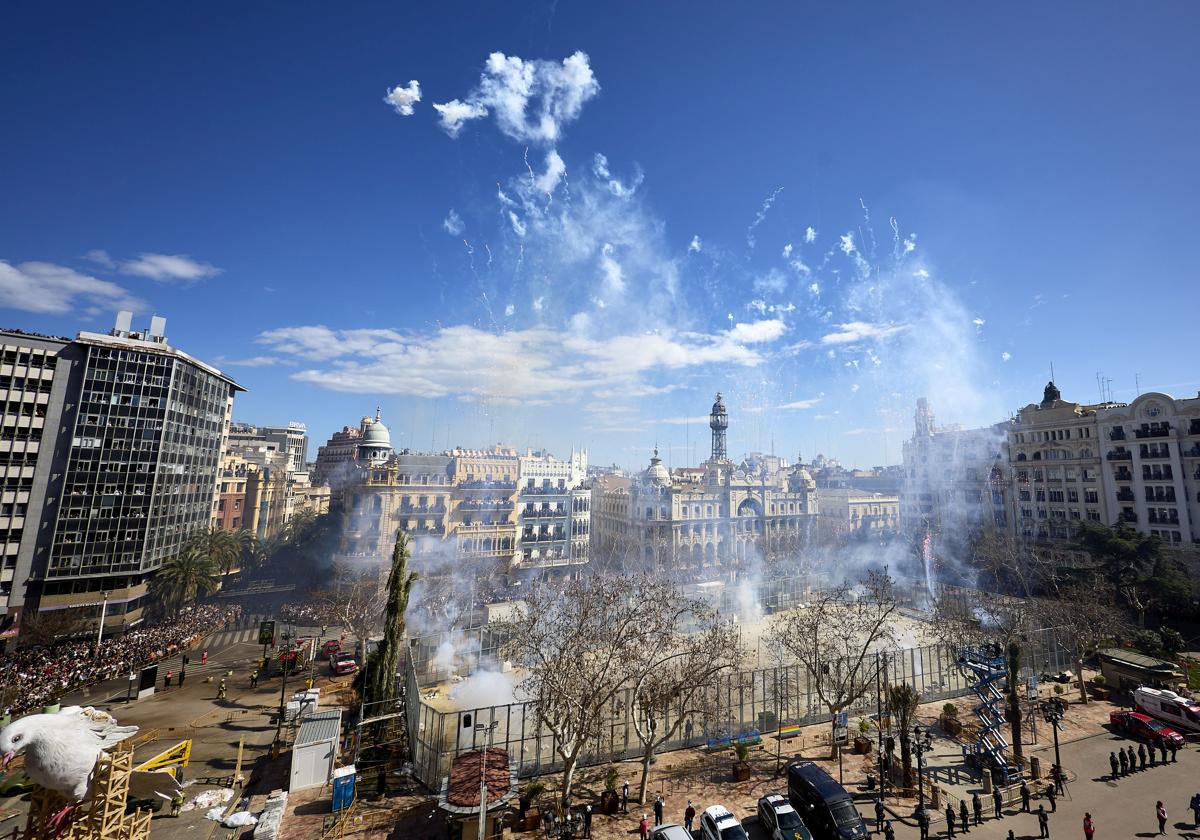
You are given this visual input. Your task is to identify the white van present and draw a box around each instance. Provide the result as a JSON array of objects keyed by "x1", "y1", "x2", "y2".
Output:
[{"x1": 1133, "y1": 686, "x2": 1200, "y2": 733}]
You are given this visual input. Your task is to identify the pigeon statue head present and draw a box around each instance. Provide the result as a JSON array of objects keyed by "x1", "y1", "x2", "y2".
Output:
[{"x1": 0, "y1": 717, "x2": 35, "y2": 769}]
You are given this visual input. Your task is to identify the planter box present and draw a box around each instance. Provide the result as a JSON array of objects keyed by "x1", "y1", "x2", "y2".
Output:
[
  {"x1": 523, "y1": 811, "x2": 542, "y2": 831},
  {"x1": 853, "y1": 737, "x2": 873, "y2": 754},
  {"x1": 600, "y1": 790, "x2": 619, "y2": 815},
  {"x1": 733, "y1": 761, "x2": 751, "y2": 782},
  {"x1": 1090, "y1": 686, "x2": 1110, "y2": 701},
  {"x1": 941, "y1": 716, "x2": 963, "y2": 736}
]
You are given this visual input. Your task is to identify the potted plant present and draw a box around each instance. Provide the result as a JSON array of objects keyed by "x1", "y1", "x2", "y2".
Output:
[
  {"x1": 853, "y1": 718, "x2": 873, "y2": 754},
  {"x1": 519, "y1": 781, "x2": 545, "y2": 831},
  {"x1": 733, "y1": 741, "x2": 752, "y2": 782},
  {"x1": 599, "y1": 766, "x2": 620, "y2": 815},
  {"x1": 940, "y1": 703, "x2": 962, "y2": 736},
  {"x1": 1089, "y1": 674, "x2": 1109, "y2": 701}
]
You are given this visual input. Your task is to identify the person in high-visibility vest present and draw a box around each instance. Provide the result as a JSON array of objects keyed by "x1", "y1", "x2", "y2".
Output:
[
  {"x1": 250, "y1": 670, "x2": 258, "y2": 688},
  {"x1": 217, "y1": 678, "x2": 227, "y2": 700}
]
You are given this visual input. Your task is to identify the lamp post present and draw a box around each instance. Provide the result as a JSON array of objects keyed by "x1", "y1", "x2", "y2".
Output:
[
  {"x1": 274, "y1": 631, "x2": 294, "y2": 743},
  {"x1": 1041, "y1": 696, "x2": 1065, "y2": 780},
  {"x1": 912, "y1": 724, "x2": 934, "y2": 808},
  {"x1": 95, "y1": 591, "x2": 110, "y2": 651},
  {"x1": 474, "y1": 720, "x2": 499, "y2": 840}
]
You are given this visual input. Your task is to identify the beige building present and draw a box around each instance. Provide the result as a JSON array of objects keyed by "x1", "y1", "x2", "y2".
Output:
[
  {"x1": 815, "y1": 488, "x2": 899, "y2": 540},
  {"x1": 590, "y1": 395, "x2": 819, "y2": 571},
  {"x1": 1008, "y1": 382, "x2": 1109, "y2": 542},
  {"x1": 1097, "y1": 392, "x2": 1200, "y2": 546}
]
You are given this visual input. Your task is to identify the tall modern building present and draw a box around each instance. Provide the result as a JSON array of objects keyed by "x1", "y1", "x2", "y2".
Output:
[
  {"x1": 227, "y1": 421, "x2": 308, "y2": 474},
  {"x1": 0, "y1": 314, "x2": 242, "y2": 644}
]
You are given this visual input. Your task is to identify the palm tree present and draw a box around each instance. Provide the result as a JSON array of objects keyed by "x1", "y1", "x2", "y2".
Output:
[
  {"x1": 184, "y1": 527, "x2": 243, "y2": 578},
  {"x1": 367, "y1": 531, "x2": 419, "y2": 706},
  {"x1": 887, "y1": 683, "x2": 919, "y2": 788},
  {"x1": 156, "y1": 548, "x2": 219, "y2": 611}
]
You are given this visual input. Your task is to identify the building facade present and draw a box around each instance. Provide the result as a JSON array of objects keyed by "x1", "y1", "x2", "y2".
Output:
[
  {"x1": 227, "y1": 421, "x2": 308, "y2": 475},
  {"x1": 590, "y1": 394, "x2": 819, "y2": 572},
  {"x1": 815, "y1": 488, "x2": 900, "y2": 540},
  {"x1": 516, "y1": 450, "x2": 589, "y2": 571},
  {"x1": 0, "y1": 314, "x2": 242, "y2": 642}
]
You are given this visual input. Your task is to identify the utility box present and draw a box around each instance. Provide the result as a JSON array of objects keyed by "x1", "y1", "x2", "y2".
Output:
[{"x1": 290, "y1": 710, "x2": 342, "y2": 792}]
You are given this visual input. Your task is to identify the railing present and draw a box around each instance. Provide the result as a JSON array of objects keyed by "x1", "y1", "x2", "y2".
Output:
[
  {"x1": 520, "y1": 486, "x2": 571, "y2": 496},
  {"x1": 1120, "y1": 511, "x2": 1138, "y2": 523},
  {"x1": 1109, "y1": 429, "x2": 1126, "y2": 441},
  {"x1": 1107, "y1": 451, "x2": 1132, "y2": 461},
  {"x1": 1114, "y1": 471, "x2": 1133, "y2": 481},
  {"x1": 1184, "y1": 447, "x2": 1200, "y2": 458},
  {"x1": 1116, "y1": 491, "x2": 1135, "y2": 502},
  {"x1": 1139, "y1": 447, "x2": 1172, "y2": 460},
  {"x1": 1134, "y1": 427, "x2": 1171, "y2": 439}
]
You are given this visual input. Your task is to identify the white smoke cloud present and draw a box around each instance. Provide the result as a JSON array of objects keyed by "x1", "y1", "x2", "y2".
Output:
[
  {"x1": 688, "y1": 235, "x2": 702, "y2": 254},
  {"x1": 443, "y1": 209, "x2": 465, "y2": 236},
  {"x1": 433, "y1": 51, "x2": 599, "y2": 144},
  {"x1": 839, "y1": 233, "x2": 856, "y2": 255},
  {"x1": 746, "y1": 186, "x2": 784, "y2": 250},
  {"x1": 820, "y1": 321, "x2": 909, "y2": 345},
  {"x1": 804, "y1": 226, "x2": 818, "y2": 243},
  {"x1": 782, "y1": 243, "x2": 793, "y2": 258},
  {"x1": 382, "y1": 80, "x2": 422, "y2": 116},
  {"x1": 534, "y1": 150, "x2": 566, "y2": 194},
  {"x1": 1001, "y1": 351, "x2": 1012, "y2": 361}
]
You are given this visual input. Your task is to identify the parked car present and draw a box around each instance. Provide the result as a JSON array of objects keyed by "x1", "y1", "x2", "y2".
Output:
[
  {"x1": 787, "y1": 761, "x2": 869, "y2": 840},
  {"x1": 320, "y1": 639, "x2": 342, "y2": 660},
  {"x1": 1109, "y1": 710, "x2": 1185, "y2": 747},
  {"x1": 330, "y1": 652, "x2": 358, "y2": 676},
  {"x1": 699, "y1": 805, "x2": 749, "y2": 840},
  {"x1": 649, "y1": 824, "x2": 693, "y2": 840},
  {"x1": 1134, "y1": 686, "x2": 1200, "y2": 733},
  {"x1": 759, "y1": 792, "x2": 814, "y2": 840}
]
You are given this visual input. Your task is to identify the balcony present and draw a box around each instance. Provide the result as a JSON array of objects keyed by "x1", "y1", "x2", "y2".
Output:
[
  {"x1": 1148, "y1": 514, "x2": 1181, "y2": 526},
  {"x1": 1119, "y1": 511, "x2": 1138, "y2": 523},
  {"x1": 1107, "y1": 451, "x2": 1132, "y2": 461},
  {"x1": 1134, "y1": 425, "x2": 1171, "y2": 439},
  {"x1": 1184, "y1": 446, "x2": 1200, "y2": 458},
  {"x1": 1113, "y1": 469, "x2": 1133, "y2": 481},
  {"x1": 457, "y1": 480, "x2": 517, "y2": 490},
  {"x1": 1145, "y1": 492, "x2": 1176, "y2": 504},
  {"x1": 399, "y1": 505, "x2": 447, "y2": 515},
  {"x1": 1144, "y1": 467, "x2": 1174, "y2": 481},
  {"x1": 1139, "y1": 446, "x2": 1172, "y2": 460},
  {"x1": 1116, "y1": 491, "x2": 1136, "y2": 502},
  {"x1": 1109, "y1": 429, "x2": 1126, "y2": 441},
  {"x1": 521, "y1": 486, "x2": 570, "y2": 496}
]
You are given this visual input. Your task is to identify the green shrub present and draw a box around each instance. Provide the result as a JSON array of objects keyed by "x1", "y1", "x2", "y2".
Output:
[
  {"x1": 604, "y1": 765, "x2": 619, "y2": 791},
  {"x1": 942, "y1": 703, "x2": 959, "y2": 719},
  {"x1": 1052, "y1": 684, "x2": 1064, "y2": 695},
  {"x1": 734, "y1": 741, "x2": 750, "y2": 762},
  {"x1": 1160, "y1": 628, "x2": 1185, "y2": 657},
  {"x1": 1092, "y1": 674, "x2": 1106, "y2": 686},
  {"x1": 1133, "y1": 629, "x2": 1165, "y2": 658}
]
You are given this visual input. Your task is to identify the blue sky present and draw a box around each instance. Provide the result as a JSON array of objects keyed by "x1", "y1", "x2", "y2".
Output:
[{"x1": 2, "y1": 2, "x2": 1198, "y2": 469}]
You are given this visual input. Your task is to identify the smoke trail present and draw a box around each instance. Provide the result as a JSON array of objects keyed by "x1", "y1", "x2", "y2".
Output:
[{"x1": 746, "y1": 186, "x2": 784, "y2": 251}]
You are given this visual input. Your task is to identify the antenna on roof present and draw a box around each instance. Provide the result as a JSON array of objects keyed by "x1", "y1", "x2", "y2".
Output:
[
  {"x1": 1135, "y1": 373, "x2": 1141, "y2": 396},
  {"x1": 1050, "y1": 361, "x2": 1055, "y2": 382}
]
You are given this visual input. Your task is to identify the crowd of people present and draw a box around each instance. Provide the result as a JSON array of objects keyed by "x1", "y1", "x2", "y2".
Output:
[{"x1": 0, "y1": 604, "x2": 243, "y2": 716}]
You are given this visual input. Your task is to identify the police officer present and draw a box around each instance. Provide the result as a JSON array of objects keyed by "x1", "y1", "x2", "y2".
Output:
[
  {"x1": 959, "y1": 801, "x2": 970, "y2": 833},
  {"x1": 1127, "y1": 745, "x2": 1138, "y2": 773},
  {"x1": 945, "y1": 804, "x2": 957, "y2": 838},
  {"x1": 972, "y1": 793, "x2": 983, "y2": 826},
  {"x1": 1110, "y1": 751, "x2": 1120, "y2": 779},
  {"x1": 1045, "y1": 782, "x2": 1057, "y2": 813},
  {"x1": 1138, "y1": 742, "x2": 1148, "y2": 771},
  {"x1": 1021, "y1": 781, "x2": 1031, "y2": 812},
  {"x1": 1118, "y1": 748, "x2": 1129, "y2": 776},
  {"x1": 217, "y1": 677, "x2": 227, "y2": 700},
  {"x1": 993, "y1": 788, "x2": 1004, "y2": 819},
  {"x1": 1037, "y1": 804, "x2": 1049, "y2": 839},
  {"x1": 918, "y1": 804, "x2": 930, "y2": 840},
  {"x1": 250, "y1": 669, "x2": 258, "y2": 688},
  {"x1": 875, "y1": 797, "x2": 885, "y2": 833}
]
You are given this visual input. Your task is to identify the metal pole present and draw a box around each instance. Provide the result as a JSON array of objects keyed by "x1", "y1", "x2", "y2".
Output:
[
  {"x1": 275, "y1": 635, "x2": 292, "y2": 743},
  {"x1": 95, "y1": 592, "x2": 109, "y2": 651},
  {"x1": 876, "y1": 651, "x2": 885, "y2": 795}
]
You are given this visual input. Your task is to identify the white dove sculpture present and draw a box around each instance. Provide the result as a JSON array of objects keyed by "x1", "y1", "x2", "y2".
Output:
[{"x1": 0, "y1": 706, "x2": 181, "y2": 830}]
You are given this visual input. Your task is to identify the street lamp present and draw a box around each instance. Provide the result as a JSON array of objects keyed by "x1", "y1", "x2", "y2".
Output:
[
  {"x1": 95, "y1": 591, "x2": 110, "y2": 651},
  {"x1": 1041, "y1": 696, "x2": 1066, "y2": 783},
  {"x1": 474, "y1": 720, "x2": 500, "y2": 840},
  {"x1": 912, "y1": 724, "x2": 934, "y2": 808},
  {"x1": 274, "y1": 631, "x2": 294, "y2": 743}
]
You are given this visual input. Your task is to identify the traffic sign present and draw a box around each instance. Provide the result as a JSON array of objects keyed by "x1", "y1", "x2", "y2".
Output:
[{"x1": 258, "y1": 620, "x2": 276, "y2": 646}]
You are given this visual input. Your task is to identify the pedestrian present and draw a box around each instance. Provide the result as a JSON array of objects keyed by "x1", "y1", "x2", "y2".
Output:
[
  {"x1": 639, "y1": 814, "x2": 649, "y2": 840},
  {"x1": 1007, "y1": 831, "x2": 1016, "y2": 840},
  {"x1": 250, "y1": 670, "x2": 258, "y2": 688},
  {"x1": 376, "y1": 766, "x2": 386, "y2": 798},
  {"x1": 876, "y1": 797, "x2": 885, "y2": 832},
  {"x1": 1037, "y1": 805, "x2": 1049, "y2": 839},
  {"x1": 164, "y1": 670, "x2": 173, "y2": 689},
  {"x1": 918, "y1": 805, "x2": 930, "y2": 840},
  {"x1": 1156, "y1": 801, "x2": 1167, "y2": 835},
  {"x1": 1051, "y1": 764, "x2": 1065, "y2": 795},
  {"x1": 583, "y1": 804, "x2": 592, "y2": 839},
  {"x1": 1127, "y1": 745, "x2": 1138, "y2": 774},
  {"x1": 1150, "y1": 742, "x2": 1158, "y2": 766},
  {"x1": 973, "y1": 793, "x2": 982, "y2": 826},
  {"x1": 1191, "y1": 792, "x2": 1200, "y2": 827},
  {"x1": 1046, "y1": 784, "x2": 1057, "y2": 813},
  {"x1": 1109, "y1": 752, "x2": 1120, "y2": 780},
  {"x1": 1118, "y1": 749, "x2": 1129, "y2": 776},
  {"x1": 960, "y1": 801, "x2": 971, "y2": 833},
  {"x1": 945, "y1": 804, "x2": 956, "y2": 838},
  {"x1": 217, "y1": 677, "x2": 226, "y2": 700},
  {"x1": 1170, "y1": 740, "x2": 1179, "y2": 763},
  {"x1": 994, "y1": 788, "x2": 1004, "y2": 819},
  {"x1": 1082, "y1": 812, "x2": 1094, "y2": 840},
  {"x1": 1021, "y1": 781, "x2": 1031, "y2": 812},
  {"x1": 182, "y1": 654, "x2": 189, "y2": 667},
  {"x1": 685, "y1": 718, "x2": 694, "y2": 742},
  {"x1": 654, "y1": 795, "x2": 664, "y2": 826},
  {"x1": 170, "y1": 794, "x2": 184, "y2": 817},
  {"x1": 622, "y1": 780, "x2": 629, "y2": 814},
  {"x1": 684, "y1": 801, "x2": 696, "y2": 833},
  {"x1": 885, "y1": 820, "x2": 896, "y2": 840},
  {"x1": 1139, "y1": 742, "x2": 1148, "y2": 771},
  {"x1": 177, "y1": 669, "x2": 185, "y2": 688},
  {"x1": 201, "y1": 649, "x2": 208, "y2": 665}
]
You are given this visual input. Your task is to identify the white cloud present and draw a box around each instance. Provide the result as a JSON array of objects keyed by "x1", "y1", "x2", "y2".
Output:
[
  {"x1": 443, "y1": 209, "x2": 464, "y2": 236},
  {"x1": 804, "y1": 226, "x2": 817, "y2": 243},
  {"x1": 221, "y1": 356, "x2": 286, "y2": 367},
  {"x1": 0, "y1": 260, "x2": 145, "y2": 315},
  {"x1": 782, "y1": 243, "x2": 793, "y2": 258},
  {"x1": 655, "y1": 415, "x2": 710, "y2": 425},
  {"x1": 534, "y1": 150, "x2": 566, "y2": 194},
  {"x1": 508, "y1": 212, "x2": 527, "y2": 237},
  {"x1": 432, "y1": 99, "x2": 488, "y2": 137},
  {"x1": 533, "y1": 296, "x2": 545, "y2": 311},
  {"x1": 972, "y1": 317, "x2": 985, "y2": 327},
  {"x1": 839, "y1": 233, "x2": 856, "y2": 255},
  {"x1": 383, "y1": 80, "x2": 422, "y2": 116},
  {"x1": 434, "y1": 51, "x2": 599, "y2": 144},
  {"x1": 688, "y1": 235, "x2": 701, "y2": 254},
  {"x1": 259, "y1": 318, "x2": 788, "y2": 402},
  {"x1": 120, "y1": 253, "x2": 221, "y2": 282},
  {"x1": 753, "y1": 268, "x2": 788, "y2": 295},
  {"x1": 820, "y1": 321, "x2": 910, "y2": 345},
  {"x1": 808, "y1": 282, "x2": 820, "y2": 295},
  {"x1": 1001, "y1": 351, "x2": 1012, "y2": 362},
  {"x1": 504, "y1": 304, "x2": 515, "y2": 317},
  {"x1": 83, "y1": 249, "x2": 115, "y2": 268},
  {"x1": 779, "y1": 397, "x2": 822, "y2": 410}
]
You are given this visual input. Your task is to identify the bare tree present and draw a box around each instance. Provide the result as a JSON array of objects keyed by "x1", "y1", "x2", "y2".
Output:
[
  {"x1": 628, "y1": 601, "x2": 741, "y2": 803},
  {"x1": 1037, "y1": 574, "x2": 1124, "y2": 703},
  {"x1": 768, "y1": 569, "x2": 898, "y2": 754},
  {"x1": 498, "y1": 573, "x2": 680, "y2": 807},
  {"x1": 311, "y1": 563, "x2": 386, "y2": 648}
]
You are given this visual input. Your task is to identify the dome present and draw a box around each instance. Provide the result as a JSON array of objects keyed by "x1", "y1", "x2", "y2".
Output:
[
  {"x1": 642, "y1": 449, "x2": 672, "y2": 487},
  {"x1": 788, "y1": 466, "x2": 815, "y2": 492},
  {"x1": 361, "y1": 407, "x2": 392, "y2": 449}
]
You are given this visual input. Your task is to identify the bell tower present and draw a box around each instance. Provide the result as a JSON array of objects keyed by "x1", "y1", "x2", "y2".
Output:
[{"x1": 709, "y1": 393, "x2": 728, "y2": 461}]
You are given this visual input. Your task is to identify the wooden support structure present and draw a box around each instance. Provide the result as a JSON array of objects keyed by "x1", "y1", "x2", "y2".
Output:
[{"x1": 20, "y1": 743, "x2": 153, "y2": 840}]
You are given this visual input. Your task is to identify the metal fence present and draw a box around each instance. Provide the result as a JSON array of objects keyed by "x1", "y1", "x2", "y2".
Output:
[{"x1": 403, "y1": 624, "x2": 1072, "y2": 791}]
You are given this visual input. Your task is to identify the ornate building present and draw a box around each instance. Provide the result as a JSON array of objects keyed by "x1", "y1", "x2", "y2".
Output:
[{"x1": 590, "y1": 394, "x2": 818, "y2": 572}]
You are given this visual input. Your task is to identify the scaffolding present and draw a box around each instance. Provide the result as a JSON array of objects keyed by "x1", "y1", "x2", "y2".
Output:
[
  {"x1": 19, "y1": 743, "x2": 153, "y2": 840},
  {"x1": 958, "y1": 646, "x2": 1015, "y2": 785}
]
